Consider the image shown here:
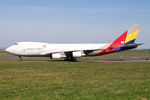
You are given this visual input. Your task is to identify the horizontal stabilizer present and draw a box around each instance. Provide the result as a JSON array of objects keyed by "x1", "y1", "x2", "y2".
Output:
[{"x1": 120, "y1": 43, "x2": 143, "y2": 50}]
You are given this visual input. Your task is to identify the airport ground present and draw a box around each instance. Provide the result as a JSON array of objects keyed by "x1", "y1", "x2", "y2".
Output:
[{"x1": 0, "y1": 50, "x2": 150, "y2": 100}]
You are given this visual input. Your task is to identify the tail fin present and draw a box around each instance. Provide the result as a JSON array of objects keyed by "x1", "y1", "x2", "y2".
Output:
[
  {"x1": 111, "y1": 24, "x2": 141, "y2": 51},
  {"x1": 112, "y1": 24, "x2": 141, "y2": 46},
  {"x1": 112, "y1": 24, "x2": 141, "y2": 47},
  {"x1": 125, "y1": 24, "x2": 141, "y2": 44},
  {"x1": 96, "y1": 25, "x2": 141, "y2": 55}
]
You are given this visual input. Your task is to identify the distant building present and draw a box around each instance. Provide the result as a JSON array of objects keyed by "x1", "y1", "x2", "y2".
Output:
[{"x1": 0, "y1": 49, "x2": 5, "y2": 52}]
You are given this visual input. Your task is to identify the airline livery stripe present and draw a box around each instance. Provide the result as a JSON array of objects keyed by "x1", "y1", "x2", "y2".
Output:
[{"x1": 125, "y1": 29, "x2": 139, "y2": 43}]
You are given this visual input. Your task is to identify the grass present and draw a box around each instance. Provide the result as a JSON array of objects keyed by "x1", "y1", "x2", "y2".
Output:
[
  {"x1": 0, "y1": 62, "x2": 150, "y2": 100},
  {"x1": 0, "y1": 50, "x2": 150, "y2": 100}
]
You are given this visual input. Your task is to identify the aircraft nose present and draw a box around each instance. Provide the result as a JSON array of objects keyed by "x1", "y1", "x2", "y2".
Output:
[
  {"x1": 6, "y1": 45, "x2": 24, "y2": 55},
  {"x1": 6, "y1": 46, "x2": 14, "y2": 54}
]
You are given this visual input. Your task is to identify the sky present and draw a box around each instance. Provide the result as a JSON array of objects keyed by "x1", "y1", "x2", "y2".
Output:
[{"x1": 0, "y1": 0, "x2": 150, "y2": 49}]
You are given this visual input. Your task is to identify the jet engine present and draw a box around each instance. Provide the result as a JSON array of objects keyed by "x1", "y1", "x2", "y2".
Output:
[
  {"x1": 51, "y1": 53, "x2": 61, "y2": 59},
  {"x1": 72, "y1": 51, "x2": 82, "y2": 57}
]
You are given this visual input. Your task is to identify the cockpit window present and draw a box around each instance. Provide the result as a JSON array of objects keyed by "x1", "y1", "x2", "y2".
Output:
[{"x1": 14, "y1": 43, "x2": 18, "y2": 45}]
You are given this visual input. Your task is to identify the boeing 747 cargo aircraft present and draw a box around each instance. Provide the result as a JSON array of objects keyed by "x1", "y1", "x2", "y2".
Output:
[{"x1": 6, "y1": 25, "x2": 143, "y2": 61}]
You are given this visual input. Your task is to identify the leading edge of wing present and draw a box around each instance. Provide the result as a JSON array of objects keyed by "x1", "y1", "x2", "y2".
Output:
[{"x1": 40, "y1": 48, "x2": 105, "y2": 56}]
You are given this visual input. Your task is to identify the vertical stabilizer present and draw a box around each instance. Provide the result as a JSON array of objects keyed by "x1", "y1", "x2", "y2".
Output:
[
  {"x1": 125, "y1": 24, "x2": 141, "y2": 44},
  {"x1": 96, "y1": 24, "x2": 141, "y2": 55}
]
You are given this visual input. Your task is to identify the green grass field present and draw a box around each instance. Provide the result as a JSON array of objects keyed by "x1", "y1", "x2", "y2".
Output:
[{"x1": 0, "y1": 50, "x2": 150, "y2": 100}]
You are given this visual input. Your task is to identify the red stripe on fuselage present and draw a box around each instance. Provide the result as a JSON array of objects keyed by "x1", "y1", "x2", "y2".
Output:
[{"x1": 96, "y1": 30, "x2": 128, "y2": 56}]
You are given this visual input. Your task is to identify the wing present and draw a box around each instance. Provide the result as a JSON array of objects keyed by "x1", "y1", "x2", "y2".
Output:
[{"x1": 40, "y1": 48, "x2": 104, "y2": 57}]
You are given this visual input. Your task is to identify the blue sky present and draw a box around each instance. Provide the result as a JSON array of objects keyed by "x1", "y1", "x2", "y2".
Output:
[{"x1": 0, "y1": 0, "x2": 150, "y2": 48}]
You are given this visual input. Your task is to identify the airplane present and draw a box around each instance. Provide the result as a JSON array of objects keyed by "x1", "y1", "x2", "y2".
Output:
[{"x1": 6, "y1": 24, "x2": 143, "y2": 61}]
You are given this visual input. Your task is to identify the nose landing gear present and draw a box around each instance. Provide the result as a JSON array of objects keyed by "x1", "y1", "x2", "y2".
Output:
[{"x1": 18, "y1": 56, "x2": 22, "y2": 61}]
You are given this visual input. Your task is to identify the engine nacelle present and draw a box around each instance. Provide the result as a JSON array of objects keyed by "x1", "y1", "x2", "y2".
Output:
[
  {"x1": 51, "y1": 53, "x2": 61, "y2": 59},
  {"x1": 72, "y1": 51, "x2": 82, "y2": 58}
]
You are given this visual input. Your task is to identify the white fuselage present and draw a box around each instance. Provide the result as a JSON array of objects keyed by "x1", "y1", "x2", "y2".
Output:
[
  {"x1": 6, "y1": 42, "x2": 110, "y2": 58},
  {"x1": 5, "y1": 25, "x2": 141, "y2": 61}
]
